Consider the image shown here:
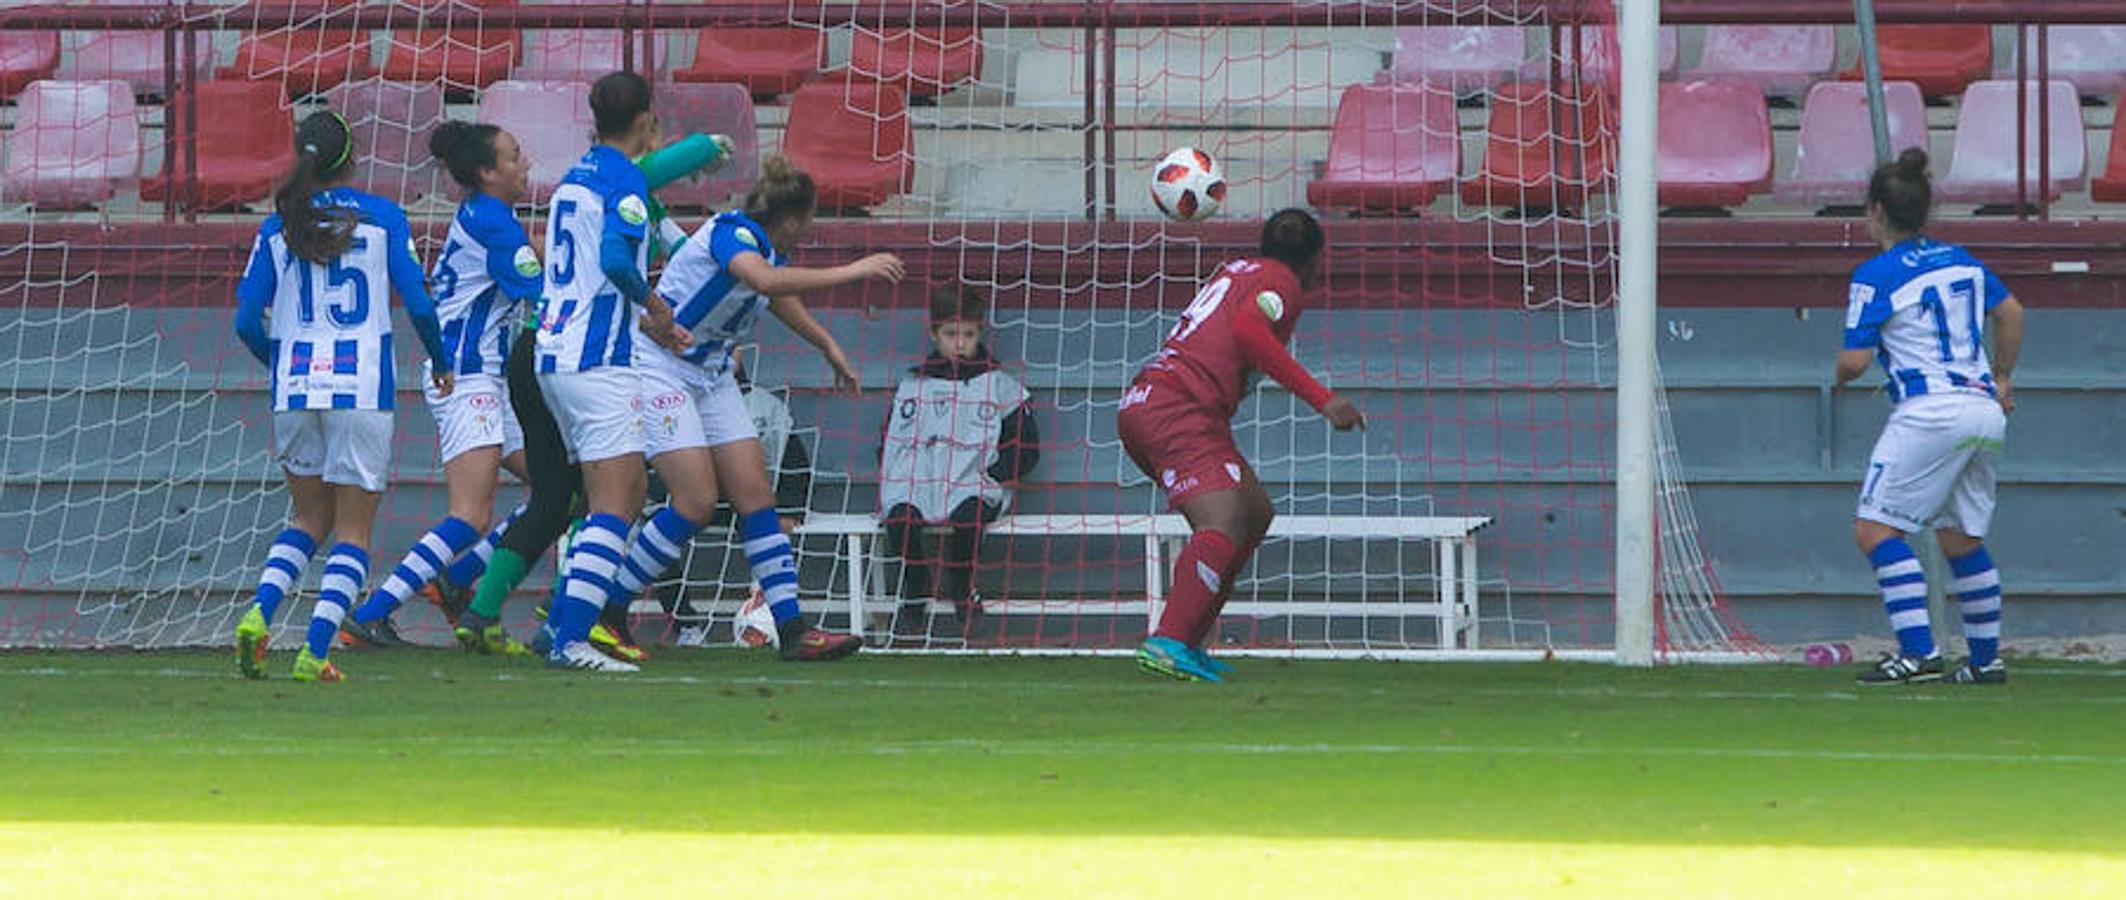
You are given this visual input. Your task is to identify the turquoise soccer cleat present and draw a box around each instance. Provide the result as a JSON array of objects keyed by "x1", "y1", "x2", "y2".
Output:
[
  {"x1": 1137, "y1": 636, "x2": 1223, "y2": 683},
  {"x1": 1193, "y1": 646, "x2": 1234, "y2": 677}
]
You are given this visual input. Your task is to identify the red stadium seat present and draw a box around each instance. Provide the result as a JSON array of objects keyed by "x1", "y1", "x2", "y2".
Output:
[
  {"x1": 1656, "y1": 80, "x2": 1772, "y2": 210},
  {"x1": 219, "y1": 0, "x2": 376, "y2": 97},
  {"x1": 1307, "y1": 83, "x2": 1459, "y2": 214},
  {"x1": 0, "y1": 32, "x2": 60, "y2": 101},
  {"x1": 381, "y1": 0, "x2": 520, "y2": 92},
  {"x1": 652, "y1": 82, "x2": 760, "y2": 210},
  {"x1": 1689, "y1": 25, "x2": 1837, "y2": 97},
  {"x1": 782, "y1": 79, "x2": 914, "y2": 212},
  {"x1": 2092, "y1": 90, "x2": 2126, "y2": 203},
  {"x1": 1460, "y1": 82, "x2": 1613, "y2": 210},
  {"x1": 1839, "y1": 25, "x2": 1991, "y2": 99},
  {"x1": 141, "y1": 81, "x2": 294, "y2": 211},
  {"x1": 2, "y1": 80, "x2": 140, "y2": 208},
  {"x1": 848, "y1": 28, "x2": 982, "y2": 97},
  {"x1": 1775, "y1": 81, "x2": 1928, "y2": 206},
  {"x1": 673, "y1": 27, "x2": 822, "y2": 98},
  {"x1": 1938, "y1": 80, "x2": 2085, "y2": 205}
]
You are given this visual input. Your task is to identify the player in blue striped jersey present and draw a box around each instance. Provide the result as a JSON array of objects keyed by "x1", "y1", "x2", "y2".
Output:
[
  {"x1": 229, "y1": 112, "x2": 450, "y2": 683},
  {"x1": 1835, "y1": 150, "x2": 2024, "y2": 686},
  {"x1": 339, "y1": 121, "x2": 540, "y2": 653},
  {"x1": 626, "y1": 156, "x2": 903, "y2": 661},
  {"x1": 534, "y1": 71, "x2": 688, "y2": 673}
]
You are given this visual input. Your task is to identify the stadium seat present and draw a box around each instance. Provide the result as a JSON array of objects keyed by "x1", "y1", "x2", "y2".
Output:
[
  {"x1": 0, "y1": 32, "x2": 60, "y2": 101},
  {"x1": 2092, "y1": 90, "x2": 2126, "y2": 203},
  {"x1": 1389, "y1": 27, "x2": 1527, "y2": 93},
  {"x1": 2006, "y1": 26, "x2": 2126, "y2": 99},
  {"x1": 848, "y1": 28, "x2": 983, "y2": 97},
  {"x1": 1655, "y1": 80, "x2": 1772, "y2": 210},
  {"x1": 1774, "y1": 81, "x2": 1928, "y2": 206},
  {"x1": 476, "y1": 79, "x2": 592, "y2": 203},
  {"x1": 1839, "y1": 26, "x2": 1991, "y2": 99},
  {"x1": 652, "y1": 81, "x2": 759, "y2": 210},
  {"x1": 1689, "y1": 26, "x2": 1837, "y2": 97},
  {"x1": 141, "y1": 80, "x2": 294, "y2": 211},
  {"x1": 324, "y1": 79, "x2": 446, "y2": 203},
  {"x1": 381, "y1": 0, "x2": 521, "y2": 92},
  {"x1": 58, "y1": 0, "x2": 210, "y2": 98},
  {"x1": 1307, "y1": 83, "x2": 1459, "y2": 214},
  {"x1": 672, "y1": 27, "x2": 822, "y2": 98},
  {"x1": 513, "y1": 31, "x2": 631, "y2": 84},
  {"x1": 2, "y1": 80, "x2": 140, "y2": 208},
  {"x1": 219, "y1": 0, "x2": 377, "y2": 97},
  {"x1": 1546, "y1": 26, "x2": 1677, "y2": 85},
  {"x1": 1459, "y1": 82, "x2": 1613, "y2": 210},
  {"x1": 1938, "y1": 80, "x2": 2086, "y2": 205},
  {"x1": 781, "y1": 79, "x2": 914, "y2": 212}
]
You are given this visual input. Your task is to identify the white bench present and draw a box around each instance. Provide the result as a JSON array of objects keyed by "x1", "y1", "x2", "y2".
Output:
[{"x1": 794, "y1": 512, "x2": 1492, "y2": 649}]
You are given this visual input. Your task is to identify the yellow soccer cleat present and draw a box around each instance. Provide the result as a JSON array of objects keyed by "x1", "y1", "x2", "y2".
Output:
[
  {"x1": 234, "y1": 606, "x2": 270, "y2": 680},
  {"x1": 291, "y1": 647, "x2": 344, "y2": 683}
]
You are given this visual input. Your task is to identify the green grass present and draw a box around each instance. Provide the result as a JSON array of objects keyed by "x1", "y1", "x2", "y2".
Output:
[{"x1": 2, "y1": 650, "x2": 2123, "y2": 898}]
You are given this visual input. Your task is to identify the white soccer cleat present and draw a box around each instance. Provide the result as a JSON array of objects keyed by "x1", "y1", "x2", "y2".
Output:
[{"x1": 547, "y1": 640, "x2": 639, "y2": 673}]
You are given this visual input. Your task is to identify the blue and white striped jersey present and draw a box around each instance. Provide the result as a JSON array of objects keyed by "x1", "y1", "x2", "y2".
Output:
[
  {"x1": 536, "y1": 144, "x2": 650, "y2": 373},
  {"x1": 647, "y1": 210, "x2": 784, "y2": 378},
  {"x1": 433, "y1": 192, "x2": 542, "y2": 378},
  {"x1": 1844, "y1": 236, "x2": 2012, "y2": 405},
  {"x1": 233, "y1": 186, "x2": 443, "y2": 412}
]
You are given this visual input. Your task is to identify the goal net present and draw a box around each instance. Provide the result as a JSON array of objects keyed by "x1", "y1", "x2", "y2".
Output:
[{"x1": 0, "y1": 0, "x2": 1760, "y2": 661}]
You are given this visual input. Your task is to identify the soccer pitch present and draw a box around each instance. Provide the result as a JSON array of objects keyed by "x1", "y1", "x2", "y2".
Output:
[{"x1": 2, "y1": 652, "x2": 2121, "y2": 898}]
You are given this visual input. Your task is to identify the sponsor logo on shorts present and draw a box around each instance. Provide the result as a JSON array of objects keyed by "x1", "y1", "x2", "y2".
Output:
[
  {"x1": 630, "y1": 395, "x2": 644, "y2": 412},
  {"x1": 649, "y1": 391, "x2": 687, "y2": 411},
  {"x1": 467, "y1": 393, "x2": 500, "y2": 411},
  {"x1": 1121, "y1": 383, "x2": 1152, "y2": 409}
]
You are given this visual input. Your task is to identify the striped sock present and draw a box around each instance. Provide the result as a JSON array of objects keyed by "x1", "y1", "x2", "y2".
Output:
[
  {"x1": 306, "y1": 544, "x2": 369, "y2": 659},
  {"x1": 551, "y1": 514, "x2": 628, "y2": 646},
  {"x1": 443, "y1": 504, "x2": 523, "y2": 588},
  {"x1": 352, "y1": 517, "x2": 480, "y2": 624},
  {"x1": 611, "y1": 506, "x2": 699, "y2": 603},
  {"x1": 253, "y1": 527, "x2": 317, "y2": 624},
  {"x1": 740, "y1": 508, "x2": 802, "y2": 624},
  {"x1": 1868, "y1": 537, "x2": 1936, "y2": 659},
  {"x1": 1948, "y1": 545, "x2": 2002, "y2": 668}
]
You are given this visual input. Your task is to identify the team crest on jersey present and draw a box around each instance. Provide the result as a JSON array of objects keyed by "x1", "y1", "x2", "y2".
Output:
[
  {"x1": 1256, "y1": 290, "x2": 1285, "y2": 322},
  {"x1": 513, "y1": 246, "x2": 540, "y2": 278},
  {"x1": 735, "y1": 229, "x2": 760, "y2": 249},
  {"x1": 618, "y1": 195, "x2": 649, "y2": 226},
  {"x1": 976, "y1": 401, "x2": 1001, "y2": 423}
]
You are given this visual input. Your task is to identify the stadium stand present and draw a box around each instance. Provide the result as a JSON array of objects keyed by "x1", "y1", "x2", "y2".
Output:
[
  {"x1": 57, "y1": 0, "x2": 210, "y2": 99},
  {"x1": 474, "y1": 79, "x2": 592, "y2": 202},
  {"x1": 673, "y1": 26, "x2": 822, "y2": 98},
  {"x1": 1460, "y1": 82, "x2": 1612, "y2": 210},
  {"x1": 139, "y1": 79, "x2": 293, "y2": 211},
  {"x1": 218, "y1": 0, "x2": 376, "y2": 97},
  {"x1": 1775, "y1": 80, "x2": 1930, "y2": 206},
  {"x1": 652, "y1": 81, "x2": 761, "y2": 211},
  {"x1": 1688, "y1": 25, "x2": 1838, "y2": 97},
  {"x1": 1307, "y1": 83, "x2": 1459, "y2": 214},
  {"x1": 848, "y1": 27, "x2": 984, "y2": 98},
  {"x1": 1839, "y1": 25, "x2": 1991, "y2": 99},
  {"x1": 379, "y1": 0, "x2": 521, "y2": 92},
  {"x1": 2091, "y1": 93, "x2": 2126, "y2": 203},
  {"x1": 324, "y1": 79, "x2": 447, "y2": 203},
  {"x1": 782, "y1": 78, "x2": 914, "y2": 212},
  {"x1": 2005, "y1": 25, "x2": 2126, "y2": 99},
  {"x1": 512, "y1": 29, "x2": 630, "y2": 84},
  {"x1": 1937, "y1": 80, "x2": 2086, "y2": 206},
  {"x1": 1656, "y1": 80, "x2": 1773, "y2": 211},
  {"x1": 1, "y1": 80, "x2": 140, "y2": 209},
  {"x1": 0, "y1": 30, "x2": 59, "y2": 101},
  {"x1": 1388, "y1": 27, "x2": 1528, "y2": 94}
]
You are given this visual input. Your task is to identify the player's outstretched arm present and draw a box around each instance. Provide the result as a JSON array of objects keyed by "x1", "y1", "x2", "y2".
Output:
[
  {"x1": 1230, "y1": 301, "x2": 1362, "y2": 430},
  {"x1": 727, "y1": 250, "x2": 903, "y2": 299},
  {"x1": 768, "y1": 293, "x2": 860, "y2": 392},
  {"x1": 1989, "y1": 295, "x2": 2024, "y2": 411}
]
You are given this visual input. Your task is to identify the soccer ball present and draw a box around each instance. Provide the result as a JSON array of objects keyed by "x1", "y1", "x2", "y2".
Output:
[
  {"x1": 732, "y1": 587, "x2": 778, "y2": 648},
  {"x1": 1149, "y1": 146, "x2": 1226, "y2": 222}
]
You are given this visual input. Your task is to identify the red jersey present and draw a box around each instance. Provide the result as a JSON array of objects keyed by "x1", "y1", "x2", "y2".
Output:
[{"x1": 1135, "y1": 257, "x2": 1334, "y2": 421}]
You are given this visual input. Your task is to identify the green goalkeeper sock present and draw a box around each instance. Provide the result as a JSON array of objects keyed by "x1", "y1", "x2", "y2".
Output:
[{"x1": 469, "y1": 548, "x2": 531, "y2": 619}]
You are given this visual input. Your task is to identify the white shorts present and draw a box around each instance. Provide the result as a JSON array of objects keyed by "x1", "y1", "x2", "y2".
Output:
[
  {"x1": 538, "y1": 367, "x2": 645, "y2": 464},
  {"x1": 425, "y1": 371, "x2": 525, "y2": 465},
  {"x1": 641, "y1": 361, "x2": 759, "y2": 459},
  {"x1": 273, "y1": 409, "x2": 395, "y2": 492},
  {"x1": 1857, "y1": 394, "x2": 2006, "y2": 537}
]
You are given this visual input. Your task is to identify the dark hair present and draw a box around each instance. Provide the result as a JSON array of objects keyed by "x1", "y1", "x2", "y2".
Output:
[
  {"x1": 1259, "y1": 207, "x2": 1325, "y2": 274},
  {"x1": 589, "y1": 70, "x2": 653, "y2": 138},
  {"x1": 745, "y1": 155, "x2": 817, "y2": 227},
  {"x1": 274, "y1": 111, "x2": 358, "y2": 265},
  {"x1": 1867, "y1": 148, "x2": 1932, "y2": 235},
  {"x1": 429, "y1": 120, "x2": 501, "y2": 191},
  {"x1": 929, "y1": 283, "x2": 987, "y2": 326}
]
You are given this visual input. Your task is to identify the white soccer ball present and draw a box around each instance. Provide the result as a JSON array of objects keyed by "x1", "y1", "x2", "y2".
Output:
[
  {"x1": 732, "y1": 587, "x2": 778, "y2": 648},
  {"x1": 1149, "y1": 146, "x2": 1226, "y2": 222}
]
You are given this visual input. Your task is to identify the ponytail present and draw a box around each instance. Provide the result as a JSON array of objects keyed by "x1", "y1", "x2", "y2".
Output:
[
  {"x1": 745, "y1": 154, "x2": 817, "y2": 228},
  {"x1": 1866, "y1": 148, "x2": 1933, "y2": 236},
  {"x1": 275, "y1": 111, "x2": 358, "y2": 265}
]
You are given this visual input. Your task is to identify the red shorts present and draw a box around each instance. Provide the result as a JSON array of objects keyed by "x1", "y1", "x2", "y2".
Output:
[{"x1": 1116, "y1": 378, "x2": 1248, "y2": 510}]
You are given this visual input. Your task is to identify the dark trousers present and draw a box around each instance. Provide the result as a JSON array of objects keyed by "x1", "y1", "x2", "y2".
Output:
[{"x1": 881, "y1": 497, "x2": 1000, "y2": 606}]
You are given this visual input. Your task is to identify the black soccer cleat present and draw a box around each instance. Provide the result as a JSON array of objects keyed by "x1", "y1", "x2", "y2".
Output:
[
  {"x1": 1855, "y1": 652, "x2": 1944, "y2": 686},
  {"x1": 338, "y1": 616, "x2": 412, "y2": 650},
  {"x1": 1949, "y1": 657, "x2": 2007, "y2": 685}
]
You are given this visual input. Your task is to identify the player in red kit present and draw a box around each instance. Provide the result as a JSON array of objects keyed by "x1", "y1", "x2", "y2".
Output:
[{"x1": 1117, "y1": 208, "x2": 1365, "y2": 682}]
